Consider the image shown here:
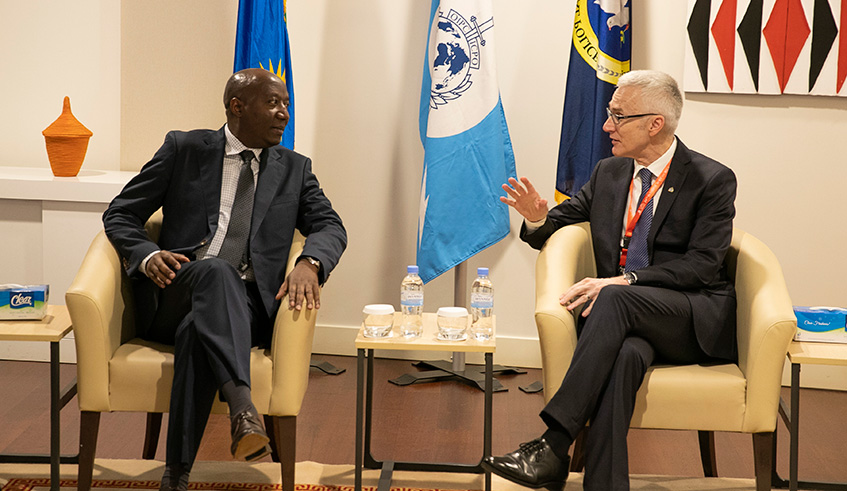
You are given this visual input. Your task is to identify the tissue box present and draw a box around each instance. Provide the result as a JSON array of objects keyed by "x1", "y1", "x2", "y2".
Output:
[
  {"x1": 793, "y1": 306, "x2": 847, "y2": 343},
  {"x1": 0, "y1": 285, "x2": 49, "y2": 320}
]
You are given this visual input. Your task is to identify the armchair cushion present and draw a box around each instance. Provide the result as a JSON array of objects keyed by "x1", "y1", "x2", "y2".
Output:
[{"x1": 632, "y1": 363, "x2": 746, "y2": 430}]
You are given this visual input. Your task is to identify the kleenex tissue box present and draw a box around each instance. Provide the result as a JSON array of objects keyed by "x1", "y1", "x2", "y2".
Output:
[
  {"x1": 794, "y1": 306, "x2": 847, "y2": 343},
  {"x1": 0, "y1": 284, "x2": 49, "y2": 320}
]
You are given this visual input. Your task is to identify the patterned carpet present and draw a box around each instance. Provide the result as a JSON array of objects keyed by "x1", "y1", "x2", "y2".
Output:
[{"x1": 0, "y1": 459, "x2": 760, "y2": 490}]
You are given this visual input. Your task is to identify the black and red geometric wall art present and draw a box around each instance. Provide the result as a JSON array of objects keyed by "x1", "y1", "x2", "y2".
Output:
[{"x1": 684, "y1": 0, "x2": 847, "y2": 96}]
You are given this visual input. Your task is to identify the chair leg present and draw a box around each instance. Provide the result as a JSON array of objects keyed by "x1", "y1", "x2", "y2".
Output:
[
  {"x1": 570, "y1": 426, "x2": 587, "y2": 472},
  {"x1": 698, "y1": 430, "x2": 717, "y2": 477},
  {"x1": 264, "y1": 414, "x2": 281, "y2": 463},
  {"x1": 78, "y1": 411, "x2": 101, "y2": 491},
  {"x1": 752, "y1": 432, "x2": 774, "y2": 491},
  {"x1": 142, "y1": 412, "x2": 163, "y2": 460},
  {"x1": 271, "y1": 415, "x2": 296, "y2": 491}
]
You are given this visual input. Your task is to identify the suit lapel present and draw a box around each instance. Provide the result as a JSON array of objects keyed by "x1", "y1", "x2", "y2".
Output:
[
  {"x1": 600, "y1": 159, "x2": 633, "y2": 272},
  {"x1": 199, "y1": 128, "x2": 226, "y2": 233},
  {"x1": 251, "y1": 147, "x2": 284, "y2": 239},
  {"x1": 649, "y1": 139, "x2": 692, "y2": 245},
  {"x1": 609, "y1": 160, "x2": 632, "y2": 232}
]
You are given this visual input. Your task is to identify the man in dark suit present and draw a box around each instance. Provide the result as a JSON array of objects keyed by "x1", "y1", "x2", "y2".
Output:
[
  {"x1": 103, "y1": 68, "x2": 346, "y2": 490},
  {"x1": 483, "y1": 71, "x2": 736, "y2": 491}
]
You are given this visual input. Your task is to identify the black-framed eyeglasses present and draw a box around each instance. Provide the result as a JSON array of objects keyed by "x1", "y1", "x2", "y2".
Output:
[{"x1": 605, "y1": 107, "x2": 659, "y2": 126}]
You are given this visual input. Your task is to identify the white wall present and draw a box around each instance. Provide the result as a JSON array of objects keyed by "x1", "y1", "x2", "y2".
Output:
[
  {"x1": 3, "y1": 1, "x2": 847, "y2": 373},
  {"x1": 120, "y1": 0, "x2": 238, "y2": 167},
  {"x1": 0, "y1": 0, "x2": 121, "y2": 171}
]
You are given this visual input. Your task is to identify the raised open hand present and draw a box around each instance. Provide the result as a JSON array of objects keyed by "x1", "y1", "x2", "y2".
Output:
[{"x1": 500, "y1": 177, "x2": 549, "y2": 223}]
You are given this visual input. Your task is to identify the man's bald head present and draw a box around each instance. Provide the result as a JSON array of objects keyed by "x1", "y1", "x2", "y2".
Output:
[
  {"x1": 224, "y1": 68, "x2": 290, "y2": 148},
  {"x1": 224, "y1": 68, "x2": 281, "y2": 116}
]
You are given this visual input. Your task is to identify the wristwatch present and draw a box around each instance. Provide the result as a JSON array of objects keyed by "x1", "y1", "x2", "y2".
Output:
[
  {"x1": 624, "y1": 271, "x2": 638, "y2": 285},
  {"x1": 300, "y1": 256, "x2": 321, "y2": 271}
]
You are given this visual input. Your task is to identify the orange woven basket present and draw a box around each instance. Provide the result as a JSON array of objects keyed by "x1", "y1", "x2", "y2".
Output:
[{"x1": 42, "y1": 96, "x2": 93, "y2": 177}]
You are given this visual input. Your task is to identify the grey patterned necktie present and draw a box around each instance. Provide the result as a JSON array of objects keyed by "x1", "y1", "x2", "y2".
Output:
[
  {"x1": 625, "y1": 168, "x2": 653, "y2": 272},
  {"x1": 217, "y1": 150, "x2": 255, "y2": 271}
]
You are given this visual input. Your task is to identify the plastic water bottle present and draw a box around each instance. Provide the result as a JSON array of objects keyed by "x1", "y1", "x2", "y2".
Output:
[
  {"x1": 470, "y1": 267, "x2": 494, "y2": 341},
  {"x1": 400, "y1": 265, "x2": 424, "y2": 338}
]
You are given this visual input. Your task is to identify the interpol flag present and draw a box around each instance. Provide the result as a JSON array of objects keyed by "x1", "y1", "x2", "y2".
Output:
[
  {"x1": 417, "y1": 0, "x2": 516, "y2": 283},
  {"x1": 556, "y1": 0, "x2": 631, "y2": 202},
  {"x1": 234, "y1": 0, "x2": 295, "y2": 149}
]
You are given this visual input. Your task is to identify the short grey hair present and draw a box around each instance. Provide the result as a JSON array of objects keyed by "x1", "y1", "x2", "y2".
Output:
[{"x1": 616, "y1": 70, "x2": 683, "y2": 134}]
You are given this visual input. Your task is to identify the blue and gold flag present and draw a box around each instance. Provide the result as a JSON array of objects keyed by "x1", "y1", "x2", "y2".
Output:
[
  {"x1": 556, "y1": 0, "x2": 630, "y2": 202},
  {"x1": 234, "y1": 0, "x2": 295, "y2": 149},
  {"x1": 417, "y1": 0, "x2": 516, "y2": 283}
]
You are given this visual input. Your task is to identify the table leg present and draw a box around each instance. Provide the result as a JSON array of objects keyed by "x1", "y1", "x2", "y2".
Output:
[
  {"x1": 365, "y1": 349, "x2": 375, "y2": 466},
  {"x1": 790, "y1": 362, "x2": 800, "y2": 491},
  {"x1": 354, "y1": 342, "x2": 496, "y2": 489},
  {"x1": 484, "y1": 352, "x2": 492, "y2": 491},
  {"x1": 356, "y1": 348, "x2": 364, "y2": 491},
  {"x1": 50, "y1": 341, "x2": 60, "y2": 491}
]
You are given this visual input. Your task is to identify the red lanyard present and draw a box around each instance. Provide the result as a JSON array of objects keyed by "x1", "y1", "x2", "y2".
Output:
[{"x1": 618, "y1": 161, "x2": 671, "y2": 270}]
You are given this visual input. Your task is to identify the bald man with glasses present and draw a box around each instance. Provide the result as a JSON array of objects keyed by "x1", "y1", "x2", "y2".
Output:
[{"x1": 485, "y1": 70, "x2": 738, "y2": 491}]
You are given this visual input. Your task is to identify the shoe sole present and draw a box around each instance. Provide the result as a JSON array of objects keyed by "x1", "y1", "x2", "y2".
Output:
[
  {"x1": 480, "y1": 461, "x2": 565, "y2": 491},
  {"x1": 244, "y1": 443, "x2": 272, "y2": 462},
  {"x1": 232, "y1": 431, "x2": 271, "y2": 461}
]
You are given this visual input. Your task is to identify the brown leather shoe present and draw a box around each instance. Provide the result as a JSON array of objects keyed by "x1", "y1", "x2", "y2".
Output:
[{"x1": 230, "y1": 408, "x2": 271, "y2": 461}]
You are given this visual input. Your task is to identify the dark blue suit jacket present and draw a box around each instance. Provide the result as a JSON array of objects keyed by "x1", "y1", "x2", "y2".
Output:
[
  {"x1": 103, "y1": 127, "x2": 347, "y2": 332},
  {"x1": 521, "y1": 139, "x2": 737, "y2": 361}
]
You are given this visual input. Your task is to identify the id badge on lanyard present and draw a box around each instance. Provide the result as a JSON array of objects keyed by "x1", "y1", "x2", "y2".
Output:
[{"x1": 618, "y1": 162, "x2": 670, "y2": 273}]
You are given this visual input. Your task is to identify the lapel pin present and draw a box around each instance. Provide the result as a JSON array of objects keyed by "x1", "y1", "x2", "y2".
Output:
[{"x1": 668, "y1": 187, "x2": 674, "y2": 193}]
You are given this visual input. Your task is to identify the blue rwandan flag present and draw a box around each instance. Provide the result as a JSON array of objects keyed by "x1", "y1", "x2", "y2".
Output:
[
  {"x1": 417, "y1": 0, "x2": 516, "y2": 284},
  {"x1": 556, "y1": 0, "x2": 630, "y2": 202},
  {"x1": 234, "y1": 0, "x2": 295, "y2": 149}
]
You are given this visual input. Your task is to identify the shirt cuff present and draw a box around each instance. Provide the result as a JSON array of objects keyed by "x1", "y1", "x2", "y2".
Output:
[
  {"x1": 140, "y1": 250, "x2": 161, "y2": 278},
  {"x1": 524, "y1": 216, "x2": 547, "y2": 233}
]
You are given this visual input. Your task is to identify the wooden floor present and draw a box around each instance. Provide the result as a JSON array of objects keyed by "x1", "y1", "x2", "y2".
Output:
[{"x1": 1, "y1": 354, "x2": 846, "y2": 484}]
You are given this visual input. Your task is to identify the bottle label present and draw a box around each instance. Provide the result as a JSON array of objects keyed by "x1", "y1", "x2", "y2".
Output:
[
  {"x1": 401, "y1": 291, "x2": 423, "y2": 306},
  {"x1": 471, "y1": 293, "x2": 493, "y2": 309}
]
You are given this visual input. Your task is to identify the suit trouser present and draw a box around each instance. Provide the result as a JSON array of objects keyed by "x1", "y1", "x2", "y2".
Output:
[
  {"x1": 540, "y1": 285, "x2": 710, "y2": 491},
  {"x1": 144, "y1": 258, "x2": 270, "y2": 466}
]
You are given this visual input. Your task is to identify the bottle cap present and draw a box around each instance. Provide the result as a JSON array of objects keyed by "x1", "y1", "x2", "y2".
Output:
[
  {"x1": 437, "y1": 306, "x2": 468, "y2": 317},
  {"x1": 407, "y1": 265, "x2": 419, "y2": 274},
  {"x1": 477, "y1": 267, "x2": 489, "y2": 276}
]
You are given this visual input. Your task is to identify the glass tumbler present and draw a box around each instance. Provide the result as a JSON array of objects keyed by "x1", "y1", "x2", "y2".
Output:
[
  {"x1": 436, "y1": 306, "x2": 469, "y2": 341},
  {"x1": 362, "y1": 304, "x2": 394, "y2": 338}
]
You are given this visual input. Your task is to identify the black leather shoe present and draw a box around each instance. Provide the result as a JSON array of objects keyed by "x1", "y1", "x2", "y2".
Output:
[
  {"x1": 159, "y1": 463, "x2": 190, "y2": 491},
  {"x1": 230, "y1": 408, "x2": 271, "y2": 461},
  {"x1": 482, "y1": 437, "x2": 569, "y2": 491}
]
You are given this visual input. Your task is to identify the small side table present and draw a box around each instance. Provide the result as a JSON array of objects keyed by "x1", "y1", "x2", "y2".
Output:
[
  {"x1": 774, "y1": 341, "x2": 847, "y2": 491},
  {"x1": 354, "y1": 312, "x2": 495, "y2": 491},
  {"x1": 0, "y1": 305, "x2": 78, "y2": 491}
]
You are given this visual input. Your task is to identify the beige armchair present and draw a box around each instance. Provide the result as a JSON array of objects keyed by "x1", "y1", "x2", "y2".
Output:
[
  {"x1": 534, "y1": 223, "x2": 796, "y2": 491},
  {"x1": 65, "y1": 211, "x2": 316, "y2": 490}
]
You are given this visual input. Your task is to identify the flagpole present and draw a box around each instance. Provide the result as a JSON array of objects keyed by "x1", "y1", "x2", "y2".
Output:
[{"x1": 452, "y1": 261, "x2": 467, "y2": 372}]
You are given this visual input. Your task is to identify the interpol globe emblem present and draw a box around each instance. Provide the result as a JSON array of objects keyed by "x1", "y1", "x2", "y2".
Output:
[{"x1": 429, "y1": 9, "x2": 493, "y2": 109}]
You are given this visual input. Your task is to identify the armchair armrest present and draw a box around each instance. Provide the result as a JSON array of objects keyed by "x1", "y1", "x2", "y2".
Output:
[
  {"x1": 66, "y1": 230, "x2": 132, "y2": 412},
  {"x1": 731, "y1": 230, "x2": 796, "y2": 432},
  {"x1": 535, "y1": 222, "x2": 596, "y2": 402},
  {"x1": 267, "y1": 231, "x2": 317, "y2": 416}
]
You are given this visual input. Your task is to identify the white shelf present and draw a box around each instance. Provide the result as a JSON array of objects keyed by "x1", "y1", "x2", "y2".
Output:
[{"x1": 0, "y1": 166, "x2": 137, "y2": 204}]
